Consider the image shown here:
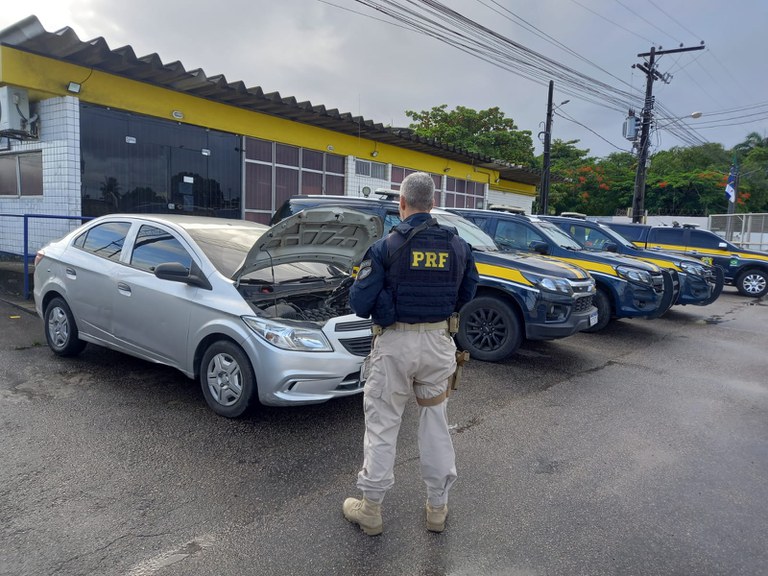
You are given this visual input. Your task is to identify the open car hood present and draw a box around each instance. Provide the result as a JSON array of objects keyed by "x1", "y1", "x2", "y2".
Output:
[{"x1": 233, "y1": 207, "x2": 383, "y2": 281}]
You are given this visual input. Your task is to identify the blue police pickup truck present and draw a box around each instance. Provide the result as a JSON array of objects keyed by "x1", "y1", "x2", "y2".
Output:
[
  {"x1": 272, "y1": 195, "x2": 598, "y2": 362},
  {"x1": 540, "y1": 215, "x2": 724, "y2": 307},
  {"x1": 449, "y1": 207, "x2": 677, "y2": 332},
  {"x1": 605, "y1": 222, "x2": 768, "y2": 298}
]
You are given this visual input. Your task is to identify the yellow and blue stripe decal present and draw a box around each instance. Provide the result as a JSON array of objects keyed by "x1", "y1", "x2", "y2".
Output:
[
  {"x1": 475, "y1": 262, "x2": 534, "y2": 286},
  {"x1": 555, "y1": 257, "x2": 618, "y2": 276}
]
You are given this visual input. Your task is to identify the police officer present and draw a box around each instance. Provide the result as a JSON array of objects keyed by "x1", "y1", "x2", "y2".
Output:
[{"x1": 342, "y1": 172, "x2": 479, "y2": 536}]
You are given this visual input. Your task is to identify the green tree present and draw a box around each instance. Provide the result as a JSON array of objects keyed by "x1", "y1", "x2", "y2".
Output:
[
  {"x1": 645, "y1": 144, "x2": 731, "y2": 215},
  {"x1": 738, "y1": 146, "x2": 768, "y2": 212},
  {"x1": 405, "y1": 105, "x2": 535, "y2": 167},
  {"x1": 733, "y1": 131, "x2": 768, "y2": 159}
]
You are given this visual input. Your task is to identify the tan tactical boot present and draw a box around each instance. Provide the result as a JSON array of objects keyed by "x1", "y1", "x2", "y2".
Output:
[
  {"x1": 426, "y1": 502, "x2": 448, "y2": 533},
  {"x1": 343, "y1": 497, "x2": 383, "y2": 536}
]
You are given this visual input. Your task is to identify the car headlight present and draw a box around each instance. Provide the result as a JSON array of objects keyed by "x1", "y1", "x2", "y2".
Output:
[
  {"x1": 521, "y1": 271, "x2": 574, "y2": 295},
  {"x1": 616, "y1": 265, "x2": 652, "y2": 285},
  {"x1": 678, "y1": 261, "x2": 706, "y2": 277},
  {"x1": 242, "y1": 316, "x2": 333, "y2": 352}
]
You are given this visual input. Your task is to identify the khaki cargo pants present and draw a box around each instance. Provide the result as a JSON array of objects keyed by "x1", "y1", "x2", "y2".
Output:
[{"x1": 356, "y1": 321, "x2": 457, "y2": 507}]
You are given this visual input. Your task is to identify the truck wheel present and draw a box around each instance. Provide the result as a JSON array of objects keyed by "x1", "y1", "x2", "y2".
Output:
[
  {"x1": 44, "y1": 297, "x2": 87, "y2": 356},
  {"x1": 456, "y1": 296, "x2": 522, "y2": 362},
  {"x1": 200, "y1": 340, "x2": 256, "y2": 418},
  {"x1": 582, "y1": 289, "x2": 612, "y2": 333},
  {"x1": 736, "y1": 269, "x2": 768, "y2": 298}
]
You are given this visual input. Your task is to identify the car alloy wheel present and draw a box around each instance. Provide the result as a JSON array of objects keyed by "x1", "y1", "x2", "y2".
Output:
[
  {"x1": 737, "y1": 269, "x2": 768, "y2": 298},
  {"x1": 456, "y1": 295, "x2": 522, "y2": 362}
]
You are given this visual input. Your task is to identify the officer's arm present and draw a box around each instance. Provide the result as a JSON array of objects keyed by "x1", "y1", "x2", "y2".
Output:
[
  {"x1": 349, "y1": 245, "x2": 385, "y2": 319},
  {"x1": 456, "y1": 245, "x2": 479, "y2": 311}
]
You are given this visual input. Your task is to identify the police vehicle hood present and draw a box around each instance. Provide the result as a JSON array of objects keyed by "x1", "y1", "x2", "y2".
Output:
[
  {"x1": 570, "y1": 249, "x2": 663, "y2": 272},
  {"x1": 475, "y1": 250, "x2": 592, "y2": 280},
  {"x1": 233, "y1": 207, "x2": 383, "y2": 281}
]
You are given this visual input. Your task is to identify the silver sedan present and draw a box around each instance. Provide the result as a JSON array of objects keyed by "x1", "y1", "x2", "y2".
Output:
[{"x1": 33, "y1": 208, "x2": 382, "y2": 417}]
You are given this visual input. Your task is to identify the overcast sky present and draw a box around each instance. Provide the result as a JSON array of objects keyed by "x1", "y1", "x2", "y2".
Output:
[{"x1": 2, "y1": 0, "x2": 767, "y2": 160}]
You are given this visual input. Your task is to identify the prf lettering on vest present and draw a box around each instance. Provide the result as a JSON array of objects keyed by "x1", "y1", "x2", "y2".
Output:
[{"x1": 410, "y1": 250, "x2": 450, "y2": 270}]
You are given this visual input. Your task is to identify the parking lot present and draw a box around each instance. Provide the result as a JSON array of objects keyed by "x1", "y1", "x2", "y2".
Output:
[{"x1": 1, "y1": 288, "x2": 767, "y2": 576}]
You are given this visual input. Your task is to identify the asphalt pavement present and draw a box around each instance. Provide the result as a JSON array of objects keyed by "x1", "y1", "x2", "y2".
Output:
[{"x1": 1, "y1": 288, "x2": 766, "y2": 576}]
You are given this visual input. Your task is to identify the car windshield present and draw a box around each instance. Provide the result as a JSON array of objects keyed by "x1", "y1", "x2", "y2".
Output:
[
  {"x1": 180, "y1": 222, "x2": 267, "y2": 277},
  {"x1": 597, "y1": 223, "x2": 635, "y2": 248},
  {"x1": 180, "y1": 221, "x2": 349, "y2": 282},
  {"x1": 431, "y1": 211, "x2": 499, "y2": 251},
  {"x1": 535, "y1": 221, "x2": 582, "y2": 250}
]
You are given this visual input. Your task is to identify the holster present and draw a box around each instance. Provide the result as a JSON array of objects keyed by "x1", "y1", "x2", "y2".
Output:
[{"x1": 449, "y1": 350, "x2": 470, "y2": 391}]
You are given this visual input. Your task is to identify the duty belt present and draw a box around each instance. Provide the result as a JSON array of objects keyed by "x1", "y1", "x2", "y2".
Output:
[{"x1": 372, "y1": 320, "x2": 448, "y2": 335}]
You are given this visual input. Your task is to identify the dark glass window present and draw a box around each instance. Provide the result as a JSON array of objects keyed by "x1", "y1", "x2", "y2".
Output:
[
  {"x1": 0, "y1": 153, "x2": 43, "y2": 196},
  {"x1": 276, "y1": 144, "x2": 299, "y2": 166},
  {"x1": 276, "y1": 167, "x2": 299, "y2": 207},
  {"x1": 246, "y1": 139, "x2": 272, "y2": 162},
  {"x1": 302, "y1": 150, "x2": 323, "y2": 171},
  {"x1": 244, "y1": 137, "x2": 345, "y2": 220},
  {"x1": 245, "y1": 164, "x2": 272, "y2": 210},
  {"x1": 0, "y1": 156, "x2": 15, "y2": 195},
  {"x1": 690, "y1": 230, "x2": 724, "y2": 249},
  {"x1": 496, "y1": 221, "x2": 542, "y2": 251},
  {"x1": 75, "y1": 221, "x2": 131, "y2": 261},
  {"x1": 326, "y1": 154, "x2": 344, "y2": 174},
  {"x1": 326, "y1": 174, "x2": 344, "y2": 195},
  {"x1": 19, "y1": 154, "x2": 43, "y2": 196},
  {"x1": 651, "y1": 229, "x2": 682, "y2": 245},
  {"x1": 130, "y1": 225, "x2": 192, "y2": 272},
  {"x1": 80, "y1": 105, "x2": 241, "y2": 218},
  {"x1": 302, "y1": 172, "x2": 322, "y2": 195}
]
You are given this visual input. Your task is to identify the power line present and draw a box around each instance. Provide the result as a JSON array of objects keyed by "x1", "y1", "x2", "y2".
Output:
[{"x1": 555, "y1": 110, "x2": 631, "y2": 152}]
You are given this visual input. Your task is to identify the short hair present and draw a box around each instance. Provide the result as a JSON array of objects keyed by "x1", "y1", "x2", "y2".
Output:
[{"x1": 401, "y1": 172, "x2": 435, "y2": 211}]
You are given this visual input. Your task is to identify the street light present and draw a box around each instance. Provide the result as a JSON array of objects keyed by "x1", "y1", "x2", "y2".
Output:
[
  {"x1": 654, "y1": 110, "x2": 703, "y2": 130},
  {"x1": 539, "y1": 79, "x2": 569, "y2": 215}
]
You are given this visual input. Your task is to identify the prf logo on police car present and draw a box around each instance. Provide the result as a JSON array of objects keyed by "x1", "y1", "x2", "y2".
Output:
[{"x1": 410, "y1": 249, "x2": 450, "y2": 270}]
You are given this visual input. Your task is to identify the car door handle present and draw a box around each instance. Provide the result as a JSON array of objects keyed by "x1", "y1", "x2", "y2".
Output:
[
  {"x1": 65, "y1": 267, "x2": 76, "y2": 277},
  {"x1": 117, "y1": 282, "x2": 132, "y2": 295}
]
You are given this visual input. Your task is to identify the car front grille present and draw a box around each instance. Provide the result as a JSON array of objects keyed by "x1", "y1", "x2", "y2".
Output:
[
  {"x1": 574, "y1": 295, "x2": 594, "y2": 312},
  {"x1": 336, "y1": 318, "x2": 372, "y2": 332},
  {"x1": 651, "y1": 272, "x2": 665, "y2": 294},
  {"x1": 339, "y1": 335, "x2": 372, "y2": 357}
]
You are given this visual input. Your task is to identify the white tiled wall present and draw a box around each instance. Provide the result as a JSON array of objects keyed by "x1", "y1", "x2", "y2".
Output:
[{"x1": 0, "y1": 96, "x2": 82, "y2": 258}]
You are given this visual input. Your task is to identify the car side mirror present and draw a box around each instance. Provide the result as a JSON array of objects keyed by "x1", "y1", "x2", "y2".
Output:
[
  {"x1": 529, "y1": 240, "x2": 549, "y2": 255},
  {"x1": 155, "y1": 261, "x2": 212, "y2": 290},
  {"x1": 604, "y1": 241, "x2": 618, "y2": 253}
]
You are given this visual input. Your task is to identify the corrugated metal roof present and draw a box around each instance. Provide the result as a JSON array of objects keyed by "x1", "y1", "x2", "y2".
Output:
[{"x1": 0, "y1": 15, "x2": 541, "y2": 186}]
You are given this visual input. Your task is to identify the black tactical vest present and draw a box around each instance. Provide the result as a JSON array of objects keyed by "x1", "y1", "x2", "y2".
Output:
[{"x1": 384, "y1": 220, "x2": 467, "y2": 323}]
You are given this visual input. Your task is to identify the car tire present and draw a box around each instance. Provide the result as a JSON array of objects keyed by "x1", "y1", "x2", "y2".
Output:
[
  {"x1": 44, "y1": 296, "x2": 87, "y2": 356},
  {"x1": 582, "y1": 288, "x2": 612, "y2": 333},
  {"x1": 456, "y1": 295, "x2": 522, "y2": 362},
  {"x1": 200, "y1": 340, "x2": 256, "y2": 418},
  {"x1": 736, "y1": 268, "x2": 768, "y2": 298}
]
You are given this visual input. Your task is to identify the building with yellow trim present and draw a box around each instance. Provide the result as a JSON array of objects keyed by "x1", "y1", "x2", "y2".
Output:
[{"x1": 0, "y1": 15, "x2": 539, "y2": 256}]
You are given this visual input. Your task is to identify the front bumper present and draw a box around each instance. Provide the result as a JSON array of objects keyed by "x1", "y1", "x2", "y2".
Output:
[
  {"x1": 525, "y1": 292, "x2": 598, "y2": 340},
  {"x1": 246, "y1": 314, "x2": 372, "y2": 406},
  {"x1": 675, "y1": 267, "x2": 725, "y2": 306}
]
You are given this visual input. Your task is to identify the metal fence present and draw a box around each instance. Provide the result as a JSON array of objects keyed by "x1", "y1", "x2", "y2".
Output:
[
  {"x1": 0, "y1": 213, "x2": 92, "y2": 300},
  {"x1": 709, "y1": 213, "x2": 768, "y2": 251}
]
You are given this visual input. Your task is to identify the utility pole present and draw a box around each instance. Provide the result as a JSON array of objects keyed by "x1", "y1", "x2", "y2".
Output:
[
  {"x1": 539, "y1": 80, "x2": 554, "y2": 215},
  {"x1": 631, "y1": 43, "x2": 705, "y2": 223}
]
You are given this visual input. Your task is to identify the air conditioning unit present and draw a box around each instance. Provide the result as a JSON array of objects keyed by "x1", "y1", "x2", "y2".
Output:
[{"x1": 0, "y1": 86, "x2": 31, "y2": 132}]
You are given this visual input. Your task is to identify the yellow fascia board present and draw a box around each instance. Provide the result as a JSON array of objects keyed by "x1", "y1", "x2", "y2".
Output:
[
  {"x1": 492, "y1": 181, "x2": 537, "y2": 196},
  {"x1": 1, "y1": 46, "x2": 507, "y2": 185}
]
